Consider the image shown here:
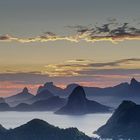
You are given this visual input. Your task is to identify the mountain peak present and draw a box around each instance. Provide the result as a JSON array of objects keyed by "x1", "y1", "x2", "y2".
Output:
[
  {"x1": 0, "y1": 119, "x2": 91, "y2": 140},
  {"x1": 22, "y1": 87, "x2": 29, "y2": 93},
  {"x1": 131, "y1": 77, "x2": 138, "y2": 84},
  {"x1": 56, "y1": 86, "x2": 110, "y2": 114},
  {"x1": 130, "y1": 78, "x2": 140, "y2": 89},
  {"x1": 96, "y1": 101, "x2": 140, "y2": 139},
  {"x1": 26, "y1": 119, "x2": 50, "y2": 127},
  {"x1": 68, "y1": 86, "x2": 86, "y2": 103},
  {"x1": 44, "y1": 82, "x2": 54, "y2": 87},
  {"x1": 118, "y1": 100, "x2": 136, "y2": 110}
]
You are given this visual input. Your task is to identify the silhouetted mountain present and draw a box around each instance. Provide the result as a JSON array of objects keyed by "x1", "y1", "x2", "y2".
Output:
[
  {"x1": 60, "y1": 83, "x2": 80, "y2": 96},
  {"x1": 4, "y1": 78, "x2": 140, "y2": 108},
  {"x1": 13, "y1": 103, "x2": 31, "y2": 111},
  {"x1": 27, "y1": 88, "x2": 54, "y2": 104},
  {"x1": 31, "y1": 96, "x2": 66, "y2": 111},
  {"x1": 37, "y1": 82, "x2": 79, "y2": 97},
  {"x1": 13, "y1": 96, "x2": 67, "y2": 111},
  {"x1": 0, "y1": 98, "x2": 5, "y2": 103},
  {"x1": 40, "y1": 82, "x2": 63, "y2": 95},
  {"x1": 56, "y1": 86, "x2": 111, "y2": 115},
  {"x1": 0, "y1": 103, "x2": 10, "y2": 111},
  {"x1": 40, "y1": 78, "x2": 140, "y2": 107},
  {"x1": 130, "y1": 78, "x2": 140, "y2": 89},
  {"x1": 5, "y1": 87, "x2": 34, "y2": 106},
  {"x1": 54, "y1": 78, "x2": 140, "y2": 107},
  {"x1": 96, "y1": 100, "x2": 140, "y2": 139},
  {"x1": 0, "y1": 119, "x2": 91, "y2": 140}
]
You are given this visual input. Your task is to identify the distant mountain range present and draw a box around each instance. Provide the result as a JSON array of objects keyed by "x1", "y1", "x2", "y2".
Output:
[
  {"x1": 0, "y1": 86, "x2": 111, "y2": 114},
  {"x1": 14, "y1": 96, "x2": 67, "y2": 111},
  {"x1": 56, "y1": 86, "x2": 111, "y2": 115},
  {"x1": 5, "y1": 87, "x2": 34, "y2": 106},
  {"x1": 96, "y1": 100, "x2": 140, "y2": 139},
  {"x1": 33, "y1": 78, "x2": 140, "y2": 107},
  {"x1": 0, "y1": 119, "x2": 91, "y2": 140},
  {"x1": 0, "y1": 96, "x2": 67, "y2": 112},
  {"x1": 37, "y1": 78, "x2": 140, "y2": 97},
  {"x1": 27, "y1": 88, "x2": 54, "y2": 104},
  {"x1": 2, "y1": 78, "x2": 140, "y2": 111},
  {"x1": 5, "y1": 87, "x2": 55, "y2": 106}
]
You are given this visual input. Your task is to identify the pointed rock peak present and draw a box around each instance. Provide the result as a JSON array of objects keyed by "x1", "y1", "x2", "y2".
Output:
[
  {"x1": 37, "y1": 86, "x2": 44, "y2": 94},
  {"x1": 44, "y1": 82, "x2": 54, "y2": 87},
  {"x1": 69, "y1": 86, "x2": 86, "y2": 101},
  {"x1": 130, "y1": 78, "x2": 138, "y2": 85},
  {"x1": 22, "y1": 87, "x2": 29, "y2": 93},
  {"x1": 130, "y1": 78, "x2": 140, "y2": 88}
]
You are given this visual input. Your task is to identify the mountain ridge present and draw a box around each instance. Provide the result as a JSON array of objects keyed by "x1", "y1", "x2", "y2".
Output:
[
  {"x1": 96, "y1": 100, "x2": 140, "y2": 139},
  {"x1": 0, "y1": 119, "x2": 91, "y2": 140}
]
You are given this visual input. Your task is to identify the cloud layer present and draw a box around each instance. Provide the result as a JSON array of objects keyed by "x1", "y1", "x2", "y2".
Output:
[
  {"x1": 1, "y1": 58, "x2": 140, "y2": 96},
  {"x1": 43, "y1": 58, "x2": 140, "y2": 77},
  {"x1": 0, "y1": 21, "x2": 140, "y2": 44}
]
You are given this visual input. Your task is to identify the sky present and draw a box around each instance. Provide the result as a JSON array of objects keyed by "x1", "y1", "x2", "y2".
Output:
[{"x1": 0, "y1": 0, "x2": 140, "y2": 96}]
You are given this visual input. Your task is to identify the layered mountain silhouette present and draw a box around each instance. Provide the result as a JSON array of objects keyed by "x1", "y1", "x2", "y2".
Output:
[
  {"x1": 96, "y1": 100, "x2": 140, "y2": 139},
  {"x1": 0, "y1": 98, "x2": 9, "y2": 111},
  {"x1": 39, "y1": 82, "x2": 63, "y2": 95},
  {"x1": 0, "y1": 103, "x2": 10, "y2": 111},
  {"x1": 29, "y1": 96, "x2": 66, "y2": 111},
  {"x1": 0, "y1": 119, "x2": 91, "y2": 140},
  {"x1": 14, "y1": 96, "x2": 66, "y2": 111},
  {"x1": 36, "y1": 82, "x2": 78, "y2": 97},
  {"x1": 3, "y1": 78, "x2": 140, "y2": 110},
  {"x1": 27, "y1": 88, "x2": 54, "y2": 104},
  {"x1": 5, "y1": 87, "x2": 34, "y2": 106},
  {"x1": 56, "y1": 86, "x2": 111, "y2": 115},
  {"x1": 0, "y1": 98, "x2": 5, "y2": 103},
  {"x1": 47, "y1": 78, "x2": 140, "y2": 107}
]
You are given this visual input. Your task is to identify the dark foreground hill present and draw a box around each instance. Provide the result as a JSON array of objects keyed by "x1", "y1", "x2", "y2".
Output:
[
  {"x1": 96, "y1": 100, "x2": 140, "y2": 140},
  {"x1": 0, "y1": 119, "x2": 91, "y2": 140},
  {"x1": 56, "y1": 86, "x2": 111, "y2": 115}
]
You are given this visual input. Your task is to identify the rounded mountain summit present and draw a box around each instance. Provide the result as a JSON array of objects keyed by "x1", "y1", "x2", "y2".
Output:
[{"x1": 56, "y1": 86, "x2": 111, "y2": 115}]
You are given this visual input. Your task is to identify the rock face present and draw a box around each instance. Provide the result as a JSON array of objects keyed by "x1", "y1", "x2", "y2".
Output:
[
  {"x1": 96, "y1": 100, "x2": 140, "y2": 139},
  {"x1": 56, "y1": 86, "x2": 111, "y2": 115},
  {"x1": 0, "y1": 119, "x2": 91, "y2": 140}
]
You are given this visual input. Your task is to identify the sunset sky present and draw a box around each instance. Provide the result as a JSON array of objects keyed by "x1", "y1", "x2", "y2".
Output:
[{"x1": 0, "y1": 0, "x2": 140, "y2": 96}]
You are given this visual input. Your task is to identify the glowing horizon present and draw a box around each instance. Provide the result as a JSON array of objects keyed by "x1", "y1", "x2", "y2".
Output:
[{"x1": 0, "y1": 0, "x2": 140, "y2": 96}]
